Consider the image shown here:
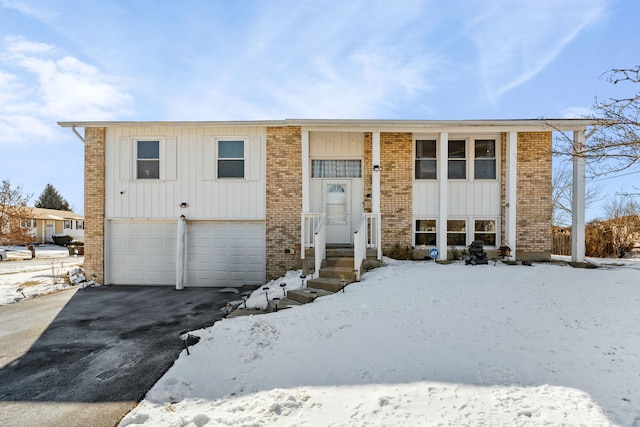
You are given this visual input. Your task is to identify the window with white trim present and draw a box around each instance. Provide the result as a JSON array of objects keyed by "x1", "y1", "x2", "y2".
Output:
[
  {"x1": 218, "y1": 140, "x2": 245, "y2": 178},
  {"x1": 64, "y1": 220, "x2": 72, "y2": 229},
  {"x1": 448, "y1": 140, "x2": 466, "y2": 179},
  {"x1": 474, "y1": 139, "x2": 496, "y2": 179},
  {"x1": 415, "y1": 140, "x2": 436, "y2": 179},
  {"x1": 136, "y1": 140, "x2": 160, "y2": 179},
  {"x1": 474, "y1": 219, "x2": 497, "y2": 246},
  {"x1": 20, "y1": 219, "x2": 36, "y2": 228},
  {"x1": 311, "y1": 160, "x2": 362, "y2": 178},
  {"x1": 76, "y1": 220, "x2": 84, "y2": 230},
  {"x1": 447, "y1": 219, "x2": 467, "y2": 246},
  {"x1": 415, "y1": 219, "x2": 437, "y2": 246}
]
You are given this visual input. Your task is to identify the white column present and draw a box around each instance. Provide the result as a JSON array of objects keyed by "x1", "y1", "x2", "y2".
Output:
[
  {"x1": 301, "y1": 130, "x2": 310, "y2": 213},
  {"x1": 572, "y1": 130, "x2": 586, "y2": 263},
  {"x1": 176, "y1": 215, "x2": 186, "y2": 290},
  {"x1": 505, "y1": 131, "x2": 517, "y2": 260},
  {"x1": 372, "y1": 131, "x2": 381, "y2": 214},
  {"x1": 437, "y1": 132, "x2": 448, "y2": 260}
]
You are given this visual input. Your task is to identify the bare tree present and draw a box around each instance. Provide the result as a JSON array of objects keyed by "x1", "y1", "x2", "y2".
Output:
[
  {"x1": 553, "y1": 66, "x2": 640, "y2": 189},
  {"x1": 0, "y1": 179, "x2": 33, "y2": 245},
  {"x1": 552, "y1": 164, "x2": 601, "y2": 226}
]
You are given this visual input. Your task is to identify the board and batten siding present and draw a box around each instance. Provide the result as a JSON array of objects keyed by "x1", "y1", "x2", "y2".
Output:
[
  {"x1": 412, "y1": 134, "x2": 502, "y2": 218},
  {"x1": 105, "y1": 126, "x2": 266, "y2": 220}
]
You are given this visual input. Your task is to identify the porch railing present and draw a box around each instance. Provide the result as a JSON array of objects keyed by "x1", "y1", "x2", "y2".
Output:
[
  {"x1": 301, "y1": 213, "x2": 326, "y2": 278},
  {"x1": 353, "y1": 213, "x2": 382, "y2": 281}
]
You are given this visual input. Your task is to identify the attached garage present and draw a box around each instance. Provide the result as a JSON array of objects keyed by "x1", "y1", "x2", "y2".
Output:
[{"x1": 109, "y1": 220, "x2": 266, "y2": 287}]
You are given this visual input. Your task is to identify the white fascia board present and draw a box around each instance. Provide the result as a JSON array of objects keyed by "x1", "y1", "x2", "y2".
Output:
[{"x1": 58, "y1": 118, "x2": 597, "y2": 132}]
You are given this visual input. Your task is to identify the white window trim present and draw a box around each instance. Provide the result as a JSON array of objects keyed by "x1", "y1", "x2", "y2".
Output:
[
  {"x1": 309, "y1": 157, "x2": 364, "y2": 179},
  {"x1": 64, "y1": 220, "x2": 72, "y2": 229},
  {"x1": 414, "y1": 218, "x2": 437, "y2": 247},
  {"x1": 413, "y1": 133, "x2": 501, "y2": 183},
  {"x1": 135, "y1": 139, "x2": 161, "y2": 180},
  {"x1": 445, "y1": 217, "x2": 500, "y2": 248},
  {"x1": 414, "y1": 138, "x2": 438, "y2": 181},
  {"x1": 216, "y1": 138, "x2": 246, "y2": 180}
]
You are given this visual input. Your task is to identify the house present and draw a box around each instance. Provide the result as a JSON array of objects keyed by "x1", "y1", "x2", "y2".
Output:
[
  {"x1": 21, "y1": 207, "x2": 84, "y2": 244},
  {"x1": 0, "y1": 206, "x2": 84, "y2": 245},
  {"x1": 58, "y1": 119, "x2": 593, "y2": 287}
]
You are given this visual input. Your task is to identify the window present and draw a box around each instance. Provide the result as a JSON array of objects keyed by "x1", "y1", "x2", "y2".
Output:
[
  {"x1": 64, "y1": 220, "x2": 71, "y2": 229},
  {"x1": 137, "y1": 140, "x2": 160, "y2": 179},
  {"x1": 415, "y1": 220, "x2": 436, "y2": 246},
  {"x1": 474, "y1": 219, "x2": 496, "y2": 246},
  {"x1": 218, "y1": 140, "x2": 244, "y2": 178},
  {"x1": 415, "y1": 140, "x2": 436, "y2": 179},
  {"x1": 312, "y1": 160, "x2": 362, "y2": 178},
  {"x1": 475, "y1": 139, "x2": 496, "y2": 179},
  {"x1": 448, "y1": 140, "x2": 466, "y2": 179},
  {"x1": 20, "y1": 219, "x2": 36, "y2": 228},
  {"x1": 447, "y1": 219, "x2": 466, "y2": 246},
  {"x1": 76, "y1": 220, "x2": 84, "y2": 230}
]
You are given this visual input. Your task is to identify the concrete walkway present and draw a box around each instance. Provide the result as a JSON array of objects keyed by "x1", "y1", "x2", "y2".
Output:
[{"x1": 0, "y1": 286, "x2": 239, "y2": 427}]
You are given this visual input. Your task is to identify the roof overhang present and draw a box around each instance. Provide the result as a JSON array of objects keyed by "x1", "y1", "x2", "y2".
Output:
[{"x1": 57, "y1": 118, "x2": 599, "y2": 133}]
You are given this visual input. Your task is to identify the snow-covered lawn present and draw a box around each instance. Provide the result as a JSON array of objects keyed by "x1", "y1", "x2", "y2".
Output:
[
  {"x1": 120, "y1": 259, "x2": 640, "y2": 427},
  {"x1": 0, "y1": 245, "x2": 84, "y2": 305}
]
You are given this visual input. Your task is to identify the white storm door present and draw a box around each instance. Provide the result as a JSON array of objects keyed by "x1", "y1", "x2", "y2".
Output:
[{"x1": 325, "y1": 181, "x2": 351, "y2": 244}]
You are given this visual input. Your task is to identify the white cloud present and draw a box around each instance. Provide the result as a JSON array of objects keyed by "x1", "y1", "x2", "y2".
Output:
[
  {"x1": 0, "y1": 35, "x2": 133, "y2": 144},
  {"x1": 0, "y1": 0, "x2": 58, "y2": 21},
  {"x1": 467, "y1": 0, "x2": 607, "y2": 101}
]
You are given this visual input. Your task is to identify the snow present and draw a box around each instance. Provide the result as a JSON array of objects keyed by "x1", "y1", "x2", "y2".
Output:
[
  {"x1": 120, "y1": 259, "x2": 640, "y2": 426},
  {"x1": 0, "y1": 245, "x2": 85, "y2": 305}
]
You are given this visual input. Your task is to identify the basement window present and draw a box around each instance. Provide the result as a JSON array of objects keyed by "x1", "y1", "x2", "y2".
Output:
[
  {"x1": 415, "y1": 219, "x2": 437, "y2": 246},
  {"x1": 447, "y1": 219, "x2": 467, "y2": 246}
]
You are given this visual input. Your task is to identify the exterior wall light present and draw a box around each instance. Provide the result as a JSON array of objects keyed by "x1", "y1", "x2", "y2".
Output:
[{"x1": 372, "y1": 165, "x2": 380, "y2": 171}]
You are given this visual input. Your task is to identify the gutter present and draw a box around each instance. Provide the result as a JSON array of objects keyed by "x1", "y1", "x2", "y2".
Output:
[{"x1": 70, "y1": 126, "x2": 86, "y2": 144}]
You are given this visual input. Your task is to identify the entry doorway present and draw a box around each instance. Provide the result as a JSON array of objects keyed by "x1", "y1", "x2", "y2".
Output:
[{"x1": 324, "y1": 181, "x2": 351, "y2": 244}]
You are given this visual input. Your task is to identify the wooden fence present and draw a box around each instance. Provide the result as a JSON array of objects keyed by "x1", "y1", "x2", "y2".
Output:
[{"x1": 552, "y1": 232, "x2": 572, "y2": 256}]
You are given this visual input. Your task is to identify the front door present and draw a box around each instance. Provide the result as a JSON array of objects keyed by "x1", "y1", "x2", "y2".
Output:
[
  {"x1": 324, "y1": 181, "x2": 350, "y2": 244},
  {"x1": 46, "y1": 221, "x2": 54, "y2": 243}
]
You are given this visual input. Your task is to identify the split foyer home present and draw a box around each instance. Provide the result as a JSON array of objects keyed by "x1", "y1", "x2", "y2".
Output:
[{"x1": 58, "y1": 119, "x2": 592, "y2": 287}]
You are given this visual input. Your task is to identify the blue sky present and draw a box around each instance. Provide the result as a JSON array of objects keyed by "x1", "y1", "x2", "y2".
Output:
[{"x1": 0, "y1": 0, "x2": 638, "y2": 220}]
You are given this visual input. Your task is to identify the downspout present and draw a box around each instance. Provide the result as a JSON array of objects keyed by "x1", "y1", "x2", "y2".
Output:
[
  {"x1": 176, "y1": 215, "x2": 186, "y2": 290},
  {"x1": 71, "y1": 126, "x2": 86, "y2": 144}
]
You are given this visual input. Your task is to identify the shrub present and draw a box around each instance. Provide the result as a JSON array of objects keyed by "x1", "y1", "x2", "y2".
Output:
[{"x1": 387, "y1": 243, "x2": 414, "y2": 260}]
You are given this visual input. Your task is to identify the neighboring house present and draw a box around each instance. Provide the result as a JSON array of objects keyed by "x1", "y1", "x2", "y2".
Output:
[
  {"x1": 21, "y1": 207, "x2": 84, "y2": 244},
  {"x1": 58, "y1": 119, "x2": 592, "y2": 287}
]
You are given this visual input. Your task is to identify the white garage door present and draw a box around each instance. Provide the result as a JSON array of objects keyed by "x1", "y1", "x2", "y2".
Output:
[
  {"x1": 110, "y1": 221, "x2": 177, "y2": 285},
  {"x1": 186, "y1": 221, "x2": 265, "y2": 287},
  {"x1": 109, "y1": 220, "x2": 265, "y2": 287}
]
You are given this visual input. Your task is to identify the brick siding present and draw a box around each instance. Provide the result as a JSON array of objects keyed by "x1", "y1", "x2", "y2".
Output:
[
  {"x1": 500, "y1": 132, "x2": 553, "y2": 260},
  {"x1": 380, "y1": 132, "x2": 413, "y2": 252},
  {"x1": 84, "y1": 127, "x2": 106, "y2": 282},
  {"x1": 265, "y1": 126, "x2": 302, "y2": 279}
]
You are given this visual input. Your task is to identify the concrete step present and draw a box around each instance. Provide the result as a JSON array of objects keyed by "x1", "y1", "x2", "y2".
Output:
[
  {"x1": 319, "y1": 266, "x2": 356, "y2": 281},
  {"x1": 325, "y1": 248, "x2": 355, "y2": 258},
  {"x1": 306, "y1": 277, "x2": 351, "y2": 293},
  {"x1": 286, "y1": 288, "x2": 333, "y2": 304},
  {"x1": 323, "y1": 256, "x2": 354, "y2": 268},
  {"x1": 266, "y1": 298, "x2": 302, "y2": 313},
  {"x1": 226, "y1": 308, "x2": 266, "y2": 318}
]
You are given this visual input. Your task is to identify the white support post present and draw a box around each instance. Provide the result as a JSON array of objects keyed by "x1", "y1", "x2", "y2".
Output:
[
  {"x1": 505, "y1": 131, "x2": 517, "y2": 260},
  {"x1": 372, "y1": 131, "x2": 381, "y2": 214},
  {"x1": 437, "y1": 132, "x2": 448, "y2": 260},
  {"x1": 176, "y1": 215, "x2": 186, "y2": 290},
  {"x1": 572, "y1": 130, "x2": 586, "y2": 263}
]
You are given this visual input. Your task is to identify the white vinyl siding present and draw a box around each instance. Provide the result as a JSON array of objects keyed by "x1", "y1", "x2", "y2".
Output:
[
  {"x1": 106, "y1": 127, "x2": 265, "y2": 220},
  {"x1": 413, "y1": 133, "x2": 501, "y2": 218}
]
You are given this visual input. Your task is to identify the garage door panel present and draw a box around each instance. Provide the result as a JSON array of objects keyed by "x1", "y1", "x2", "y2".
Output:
[
  {"x1": 110, "y1": 220, "x2": 265, "y2": 287},
  {"x1": 186, "y1": 222, "x2": 265, "y2": 287}
]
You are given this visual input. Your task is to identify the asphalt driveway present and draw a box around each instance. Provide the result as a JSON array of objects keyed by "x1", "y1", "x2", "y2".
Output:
[{"x1": 0, "y1": 285, "x2": 241, "y2": 427}]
